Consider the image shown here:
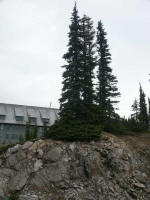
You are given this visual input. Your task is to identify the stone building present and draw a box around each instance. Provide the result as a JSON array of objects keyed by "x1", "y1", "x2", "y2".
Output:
[{"x1": 0, "y1": 103, "x2": 59, "y2": 144}]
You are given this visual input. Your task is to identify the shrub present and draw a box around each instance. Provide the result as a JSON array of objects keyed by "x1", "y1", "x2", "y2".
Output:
[
  {"x1": 103, "y1": 118, "x2": 126, "y2": 135},
  {"x1": 48, "y1": 119, "x2": 101, "y2": 141},
  {"x1": 25, "y1": 121, "x2": 38, "y2": 141},
  {"x1": 0, "y1": 144, "x2": 14, "y2": 155},
  {"x1": 8, "y1": 191, "x2": 19, "y2": 200}
]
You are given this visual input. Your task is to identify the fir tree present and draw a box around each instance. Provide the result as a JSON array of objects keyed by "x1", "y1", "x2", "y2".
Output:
[
  {"x1": 128, "y1": 98, "x2": 140, "y2": 132},
  {"x1": 131, "y1": 98, "x2": 139, "y2": 121},
  {"x1": 59, "y1": 2, "x2": 83, "y2": 120},
  {"x1": 96, "y1": 21, "x2": 120, "y2": 122},
  {"x1": 80, "y1": 15, "x2": 96, "y2": 106},
  {"x1": 139, "y1": 84, "x2": 148, "y2": 130},
  {"x1": 49, "y1": 4, "x2": 101, "y2": 141}
]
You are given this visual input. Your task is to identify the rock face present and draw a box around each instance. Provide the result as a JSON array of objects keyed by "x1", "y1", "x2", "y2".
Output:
[{"x1": 0, "y1": 133, "x2": 150, "y2": 200}]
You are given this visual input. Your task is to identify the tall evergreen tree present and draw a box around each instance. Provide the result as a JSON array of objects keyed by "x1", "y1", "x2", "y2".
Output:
[
  {"x1": 80, "y1": 15, "x2": 96, "y2": 106},
  {"x1": 131, "y1": 98, "x2": 139, "y2": 121},
  {"x1": 49, "y1": 4, "x2": 101, "y2": 141},
  {"x1": 139, "y1": 84, "x2": 148, "y2": 130},
  {"x1": 59, "y1": 3, "x2": 82, "y2": 120},
  {"x1": 96, "y1": 21, "x2": 120, "y2": 122}
]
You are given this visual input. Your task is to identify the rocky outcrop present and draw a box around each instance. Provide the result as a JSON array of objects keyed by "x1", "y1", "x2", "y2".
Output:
[{"x1": 0, "y1": 133, "x2": 150, "y2": 200}]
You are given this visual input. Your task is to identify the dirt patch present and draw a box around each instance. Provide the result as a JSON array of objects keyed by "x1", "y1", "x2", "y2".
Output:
[{"x1": 117, "y1": 133, "x2": 150, "y2": 150}]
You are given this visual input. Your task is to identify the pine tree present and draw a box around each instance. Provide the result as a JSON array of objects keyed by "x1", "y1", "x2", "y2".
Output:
[
  {"x1": 131, "y1": 98, "x2": 139, "y2": 121},
  {"x1": 128, "y1": 98, "x2": 140, "y2": 132},
  {"x1": 49, "y1": 4, "x2": 101, "y2": 141},
  {"x1": 139, "y1": 84, "x2": 148, "y2": 130},
  {"x1": 59, "y1": 2, "x2": 83, "y2": 121},
  {"x1": 96, "y1": 21, "x2": 120, "y2": 122},
  {"x1": 80, "y1": 15, "x2": 96, "y2": 106}
]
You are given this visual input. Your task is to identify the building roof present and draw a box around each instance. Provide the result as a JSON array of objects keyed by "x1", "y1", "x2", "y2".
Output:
[{"x1": 0, "y1": 103, "x2": 59, "y2": 126}]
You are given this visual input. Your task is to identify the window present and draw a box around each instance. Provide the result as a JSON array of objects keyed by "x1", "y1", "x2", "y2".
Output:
[
  {"x1": 29, "y1": 117, "x2": 37, "y2": 124},
  {"x1": 16, "y1": 116, "x2": 24, "y2": 122},
  {"x1": 5, "y1": 134, "x2": 9, "y2": 139},
  {"x1": 0, "y1": 124, "x2": 4, "y2": 130},
  {"x1": 0, "y1": 115, "x2": 5, "y2": 120},
  {"x1": 11, "y1": 134, "x2": 15, "y2": 139},
  {"x1": 42, "y1": 118, "x2": 49, "y2": 124}
]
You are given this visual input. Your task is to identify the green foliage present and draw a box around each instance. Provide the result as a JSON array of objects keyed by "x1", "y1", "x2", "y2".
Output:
[
  {"x1": 57, "y1": 3, "x2": 101, "y2": 141},
  {"x1": 32, "y1": 125, "x2": 38, "y2": 139},
  {"x1": 131, "y1": 98, "x2": 139, "y2": 121},
  {"x1": 19, "y1": 135, "x2": 24, "y2": 143},
  {"x1": 96, "y1": 21, "x2": 120, "y2": 123},
  {"x1": 25, "y1": 121, "x2": 38, "y2": 141},
  {"x1": 59, "y1": 3, "x2": 83, "y2": 120},
  {"x1": 43, "y1": 123, "x2": 49, "y2": 138},
  {"x1": 126, "y1": 118, "x2": 141, "y2": 132},
  {"x1": 48, "y1": 119, "x2": 101, "y2": 141},
  {"x1": 103, "y1": 117, "x2": 126, "y2": 135},
  {"x1": 7, "y1": 191, "x2": 19, "y2": 200},
  {"x1": 127, "y1": 85, "x2": 149, "y2": 133},
  {"x1": 25, "y1": 121, "x2": 30, "y2": 141},
  {"x1": 139, "y1": 84, "x2": 148, "y2": 130},
  {"x1": 80, "y1": 15, "x2": 96, "y2": 106},
  {"x1": 0, "y1": 144, "x2": 14, "y2": 154}
]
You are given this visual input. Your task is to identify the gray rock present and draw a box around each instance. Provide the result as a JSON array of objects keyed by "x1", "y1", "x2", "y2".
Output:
[
  {"x1": 146, "y1": 184, "x2": 150, "y2": 193},
  {"x1": 37, "y1": 149, "x2": 43, "y2": 158},
  {"x1": 44, "y1": 146, "x2": 61, "y2": 162},
  {"x1": 69, "y1": 143, "x2": 76, "y2": 151},
  {"x1": 8, "y1": 171, "x2": 29, "y2": 191},
  {"x1": 0, "y1": 134, "x2": 150, "y2": 199},
  {"x1": 7, "y1": 144, "x2": 21, "y2": 154},
  {"x1": 34, "y1": 159, "x2": 43, "y2": 172},
  {"x1": 0, "y1": 159, "x2": 2, "y2": 167},
  {"x1": 22, "y1": 141, "x2": 33, "y2": 150},
  {"x1": 19, "y1": 195, "x2": 39, "y2": 200}
]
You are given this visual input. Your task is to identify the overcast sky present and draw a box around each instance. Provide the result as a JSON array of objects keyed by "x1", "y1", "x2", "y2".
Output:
[{"x1": 0, "y1": 0, "x2": 150, "y2": 117}]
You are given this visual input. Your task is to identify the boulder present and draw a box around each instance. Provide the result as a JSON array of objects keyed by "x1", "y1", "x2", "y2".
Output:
[
  {"x1": 43, "y1": 146, "x2": 62, "y2": 162},
  {"x1": 22, "y1": 141, "x2": 33, "y2": 150}
]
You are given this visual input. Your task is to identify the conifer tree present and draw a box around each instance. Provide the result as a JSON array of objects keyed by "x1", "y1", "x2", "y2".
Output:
[
  {"x1": 80, "y1": 15, "x2": 96, "y2": 106},
  {"x1": 139, "y1": 84, "x2": 148, "y2": 130},
  {"x1": 131, "y1": 98, "x2": 139, "y2": 121},
  {"x1": 96, "y1": 21, "x2": 120, "y2": 122},
  {"x1": 59, "y1": 2, "x2": 82, "y2": 120},
  {"x1": 49, "y1": 4, "x2": 101, "y2": 141}
]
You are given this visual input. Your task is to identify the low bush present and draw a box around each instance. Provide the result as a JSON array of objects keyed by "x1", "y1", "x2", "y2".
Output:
[
  {"x1": 103, "y1": 118, "x2": 126, "y2": 135},
  {"x1": 48, "y1": 119, "x2": 101, "y2": 141},
  {"x1": 8, "y1": 191, "x2": 19, "y2": 200},
  {"x1": 0, "y1": 144, "x2": 14, "y2": 155}
]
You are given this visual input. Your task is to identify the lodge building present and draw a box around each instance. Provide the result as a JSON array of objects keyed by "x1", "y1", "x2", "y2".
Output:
[{"x1": 0, "y1": 103, "x2": 59, "y2": 144}]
